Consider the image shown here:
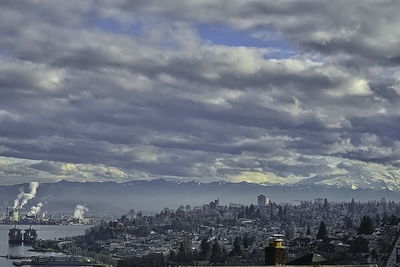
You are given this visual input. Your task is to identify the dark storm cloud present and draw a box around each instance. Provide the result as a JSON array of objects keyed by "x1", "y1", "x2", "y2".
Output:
[{"x1": 0, "y1": 0, "x2": 400, "y2": 186}]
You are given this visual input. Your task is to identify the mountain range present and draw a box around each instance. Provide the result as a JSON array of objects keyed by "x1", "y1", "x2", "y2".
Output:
[
  {"x1": 297, "y1": 172, "x2": 400, "y2": 191},
  {"x1": 1, "y1": 179, "x2": 399, "y2": 215}
]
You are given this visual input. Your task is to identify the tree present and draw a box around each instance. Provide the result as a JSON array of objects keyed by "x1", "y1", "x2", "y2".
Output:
[
  {"x1": 277, "y1": 206, "x2": 283, "y2": 220},
  {"x1": 230, "y1": 236, "x2": 242, "y2": 256},
  {"x1": 343, "y1": 216, "x2": 353, "y2": 230},
  {"x1": 167, "y1": 250, "x2": 176, "y2": 262},
  {"x1": 243, "y1": 233, "x2": 253, "y2": 249},
  {"x1": 349, "y1": 198, "x2": 355, "y2": 212},
  {"x1": 306, "y1": 225, "x2": 311, "y2": 236},
  {"x1": 285, "y1": 223, "x2": 296, "y2": 240},
  {"x1": 316, "y1": 221, "x2": 328, "y2": 240},
  {"x1": 248, "y1": 204, "x2": 255, "y2": 218},
  {"x1": 375, "y1": 214, "x2": 381, "y2": 224},
  {"x1": 382, "y1": 213, "x2": 390, "y2": 225},
  {"x1": 358, "y1": 216, "x2": 374, "y2": 235},
  {"x1": 118, "y1": 253, "x2": 165, "y2": 267},
  {"x1": 199, "y1": 238, "x2": 210, "y2": 260},
  {"x1": 177, "y1": 242, "x2": 188, "y2": 264},
  {"x1": 210, "y1": 239, "x2": 222, "y2": 264},
  {"x1": 371, "y1": 249, "x2": 379, "y2": 261},
  {"x1": 323, "y1": 198, "x2": 329, "y2": 210},
  {"x1": 390, "y1": 215, "x2": 398, "y2": 225},
  {"x1": 351, "y1": 237, "x2": 369, "y2": 253}
]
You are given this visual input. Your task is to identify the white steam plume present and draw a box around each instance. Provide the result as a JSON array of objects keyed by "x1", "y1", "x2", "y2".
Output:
[
  {"x1": 13, "y1": 182, "x2": 39, "y2": 209},
  {"x1": 28, "y1": 202, "x2": 43, "y2": 216},
  {"x1": 73, "y1": 204, "x2": 89, "y2": 221}
]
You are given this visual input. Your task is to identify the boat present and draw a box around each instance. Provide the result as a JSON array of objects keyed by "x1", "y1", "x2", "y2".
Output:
[
  {"x1": 23, "y1": 226, "x2": 38, "y2": 244},
  {"x1": 8, "y1": 226, "x2": 23, "y2": 244}
]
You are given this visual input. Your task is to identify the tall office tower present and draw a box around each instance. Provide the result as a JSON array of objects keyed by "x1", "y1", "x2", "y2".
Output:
[{"x1": 257, "y1": 194, "x2": 266, "y2": 207}]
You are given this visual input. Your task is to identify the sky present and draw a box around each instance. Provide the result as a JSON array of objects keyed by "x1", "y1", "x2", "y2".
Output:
[{"x1": 1, "y1": 0, "x2": 400, "y2": 186}]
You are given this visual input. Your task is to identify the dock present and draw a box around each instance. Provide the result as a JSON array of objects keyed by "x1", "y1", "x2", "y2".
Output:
[
  {"x1": 0, "y1": 255, "x2": 31, "y2": 260},
  {"x1": 12, "y1": 261, "x2": 105, "y2": 266},
  {"x1": 11, "y1": 255, "x2": 105, "y2": 266}
]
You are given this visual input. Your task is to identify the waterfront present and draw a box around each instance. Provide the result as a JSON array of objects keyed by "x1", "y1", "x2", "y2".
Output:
[{"x1": 0, "y1": 224, "x2": 91, "y2": 267}]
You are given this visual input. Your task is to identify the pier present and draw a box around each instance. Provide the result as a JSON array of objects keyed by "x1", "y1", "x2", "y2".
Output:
[
  {"x1": 11, "y1": 256, "x2": 105, "y2": 266},
  {"x1": 0, "y1": 255, "x2": 31, "y2": 259}
]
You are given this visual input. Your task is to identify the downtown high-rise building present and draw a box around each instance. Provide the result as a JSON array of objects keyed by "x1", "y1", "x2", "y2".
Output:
[{"x1": 257, "y1": 194, "x2": 266, "y2": 207}]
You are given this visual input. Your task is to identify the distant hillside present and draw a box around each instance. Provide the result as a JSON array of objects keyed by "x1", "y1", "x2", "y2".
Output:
[{"x1": 0, "y1": 179, "x2": 399, "y2": 215}]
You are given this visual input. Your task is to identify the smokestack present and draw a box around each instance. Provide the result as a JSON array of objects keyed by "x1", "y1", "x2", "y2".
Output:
[
  {"x1": 42, "y1": 212, "x2": 48, "y2": 219},
  {"x1": 265, "y1": 234, "x2": 287, "y2": 265},
  {"x1": 28, "y1": 203, "x2": 43, "y2": 216},
  {"x1": 13, "y1": 182, "x2": 39, "y2": 210},
  {"x1": 11, "y1": 210, "x2": 19, "y2": 221},
  {"x1": 73, "y1": 204, "x2": 89, "y2": 222}
]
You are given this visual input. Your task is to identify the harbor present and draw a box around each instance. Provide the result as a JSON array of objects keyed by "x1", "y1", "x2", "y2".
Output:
[
  {"x1": 0, "y1": 185, "x2": 100, "y2": 267},
  {"x1": 5, "y1": 225, "x2": 105, "y2": 266},
  {"x1": 0, "y1": 224, "x2": 92, "y2": 267}
]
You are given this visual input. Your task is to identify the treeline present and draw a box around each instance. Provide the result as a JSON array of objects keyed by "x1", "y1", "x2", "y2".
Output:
[
  {"x1": 118, "y1": 234, "x2": 258, "y2": 267},
  {"x1": 316, "y1": 215, "x2": 396, "y2": 255}
]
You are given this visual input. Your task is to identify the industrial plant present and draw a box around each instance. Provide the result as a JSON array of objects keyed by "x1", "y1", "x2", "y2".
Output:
[{"x1": 0, "y1": 182, "x2": 93, "y2": 226}]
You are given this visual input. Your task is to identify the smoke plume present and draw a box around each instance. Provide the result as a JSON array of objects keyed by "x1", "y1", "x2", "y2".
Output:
[
  {"x1": 73, "y1": 204, "x2": 89, "y2": 221},
  {"x1": 28, "y1": 202, "x2": 43, "y2": 216},
  {"x1": 13, "y1": 182, "x2": 39, "y2": 209}
]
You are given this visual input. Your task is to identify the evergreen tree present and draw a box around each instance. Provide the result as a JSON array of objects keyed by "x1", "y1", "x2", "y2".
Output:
[
  {"x1": 375, "y1": 214, "x2": 381, "y2": 224},
  {"x1": 248, "y1": 204, "x2": 255, "y2": 218},
  {"x1": 231, "y1": 236, "x2": 242, "y2": 256},
  {"x1": 343, "y1": 216, "x2": 353, "y2": 230},
  {"x1": 199, "y1": 238, "x2": 210, "y2": 260},
  {"x1": 285, "y1": 223, "x2": 296, "y2": 240},
  {"x1": 270, "y1": 205, "x2": 275, "y2": 221},
  {"x1": 349, "y1": 198, "x2": 355, "y2": 212},
  {"x1": 177, "y1": 241, "x2": 188, "y2": 263},
  {"x1": 382, "y1": 213, "x2": 390, "y2": 225},
  {"x1": 390, "y1": 215, "x2": 398, "y2": 225},
  {"x1": 316, "y1": 221, "x2": 328, "y2": 240},
  {"x1": 323, "y1": 198, "x2": 329, "y2": 210},
  {"x1": 277, "y1": 206, "x2": 283, "y2": 220},
  {"x1": 351, "y1": 237, "x2": 369, "y2": 253},
  {"x1": 306, "y1": 225, "x2": 311, "y2": 236},
  {"x1": 243, "y1": 234, "x2": 249, "y2": 249},
  {"x1": 283, "y1": 205, "x2": 288, "y2": 219},
  {"x1": 358, "y1": 216, "x2": 374, "y2": 235},
  {"x1": 210, "y1": 239, "x2": 222, "y2": 263},
  {"x1": 167, "y1": 250, "x2": 176, "y2": 262}
]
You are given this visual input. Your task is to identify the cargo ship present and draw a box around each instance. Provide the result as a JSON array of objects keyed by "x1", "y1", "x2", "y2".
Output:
[
  {"x1": 8, "y1": 226, "x2": 23, "y2": 244},
  {"x1": 23, "y1": 226, "x2": 37, "y2": 244}
]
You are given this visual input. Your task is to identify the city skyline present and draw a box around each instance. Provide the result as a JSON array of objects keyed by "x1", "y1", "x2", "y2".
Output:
[{"x1": 1, "y1": 1, "x2": 400, "y2": 186}]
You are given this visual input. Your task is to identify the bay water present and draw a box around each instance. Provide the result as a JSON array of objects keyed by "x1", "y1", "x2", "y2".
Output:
[{"x1": 0, "y1": 224, "x2": 91, "y2": 267}]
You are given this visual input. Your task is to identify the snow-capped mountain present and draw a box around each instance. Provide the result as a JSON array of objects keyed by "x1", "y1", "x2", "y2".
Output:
[{"x1": 297, "y1": 171, "x2": 400, "y2": 191}]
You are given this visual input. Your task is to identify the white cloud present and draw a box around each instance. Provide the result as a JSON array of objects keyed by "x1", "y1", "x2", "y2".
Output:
[{"x1": 0, "y1": 0, "x2": 399, "y2": 189}]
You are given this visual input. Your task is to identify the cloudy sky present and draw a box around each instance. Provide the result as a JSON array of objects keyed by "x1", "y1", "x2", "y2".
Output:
[{"x1": 1, "y1": 0, "x2": 400, "y2": 186}]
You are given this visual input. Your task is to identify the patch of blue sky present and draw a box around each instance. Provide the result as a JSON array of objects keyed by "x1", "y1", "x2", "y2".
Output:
[
  {"x1": 84, "y1": 15, "x2": 144, "y2": 36},
  {"x1": 0, "y1": 48, "x2": 12, "y2": 59},
  {"x1": 197, "y1": 24, "x2": 297, "y2": 59}
]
